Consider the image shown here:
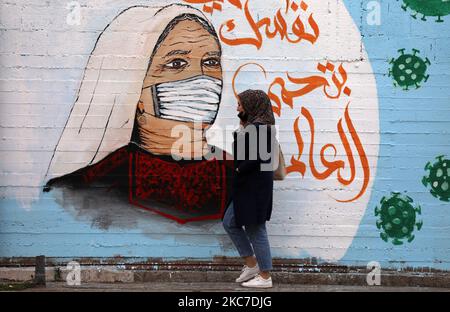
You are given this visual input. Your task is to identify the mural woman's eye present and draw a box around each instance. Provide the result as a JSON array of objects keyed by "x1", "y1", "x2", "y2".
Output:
[
  {"x1": 165, "y1": 59, "x2": 188, "y2": 70},
  {"x1": 202, "y1": 58, "x2": 220, "y2": 68}
]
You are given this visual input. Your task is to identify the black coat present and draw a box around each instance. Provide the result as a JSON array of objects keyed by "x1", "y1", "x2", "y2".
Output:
[{"x1": 227, "y1": 122, "x2": 274, "y2": 226}]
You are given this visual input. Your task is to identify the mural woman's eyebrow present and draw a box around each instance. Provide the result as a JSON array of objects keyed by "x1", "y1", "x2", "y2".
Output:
[
  {"x1": 204, "y1": 51, "x2": 221, "y2": 57},
  {"x1": 163, "y1": 49, "x2": 191, "y2": 58}
]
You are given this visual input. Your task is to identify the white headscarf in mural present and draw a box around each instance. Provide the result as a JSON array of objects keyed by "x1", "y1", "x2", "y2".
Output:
[{"x1": 46, "y1": 4, "x2": 216, "y2": 180}]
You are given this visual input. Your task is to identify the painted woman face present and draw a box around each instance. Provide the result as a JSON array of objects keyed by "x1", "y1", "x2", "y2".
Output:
[{"x1": 139, "y1": 18, "x2": 223, "y2": 130}]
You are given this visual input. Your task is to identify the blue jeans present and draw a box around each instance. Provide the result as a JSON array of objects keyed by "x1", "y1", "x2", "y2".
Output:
[{"x1": 222, "y1": 201, "x2": 273, "y2": 271}]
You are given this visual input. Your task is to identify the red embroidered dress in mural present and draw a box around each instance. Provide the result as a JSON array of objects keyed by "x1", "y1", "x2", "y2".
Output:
[{"x1": 46, "y1": 143, "x2": 234, "y2": 224}]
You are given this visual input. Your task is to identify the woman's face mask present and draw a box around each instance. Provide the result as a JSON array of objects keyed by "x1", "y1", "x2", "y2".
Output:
[
  {"x1": 238, "y1": 111, "x2": 248, "y2": 123},
  {"x1": 146, "y1": 75, "x2": 222, "y2": 124}
]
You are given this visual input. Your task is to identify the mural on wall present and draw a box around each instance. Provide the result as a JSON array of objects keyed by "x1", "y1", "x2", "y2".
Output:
[
  {"x1": 2, "y1": 0, "x2": 450, "y2": 269},
  {"x1": 38, "y1": 0, "x2": 381, "y2": 262},
  {"x1": 44, "y1": 4, "x2": 235, "y2": 224},
  {"x1": 188, "y1": 0, "x2": 378, "y2": 211},
  {"x1": 373, "y1": 0, "x2": 450, "y2": 246}
]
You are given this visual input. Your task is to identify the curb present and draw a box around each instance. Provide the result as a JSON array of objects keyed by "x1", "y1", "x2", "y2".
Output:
[{"x1": 1, "y1": 267, "x2": 449, "y2": 288}]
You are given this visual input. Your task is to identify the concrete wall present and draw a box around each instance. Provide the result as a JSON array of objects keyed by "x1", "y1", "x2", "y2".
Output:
[{"x1": 0, "y1": 0, "x2": 449, "y2": 270}]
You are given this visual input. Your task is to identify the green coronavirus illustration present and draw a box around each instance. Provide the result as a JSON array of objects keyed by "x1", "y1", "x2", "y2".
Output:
[
  {"x1": 389, "y1": 48, "x2": 430, "y2": 90},
  {"x1": 399, "y1": 0, "x2": 450, "y2": 22},
  {"x1": 375, "y1": 192, "x2": 423, "y2": 245},
  {"x1": 422, "y1": 155, "x2": 450, "y2": 202}
]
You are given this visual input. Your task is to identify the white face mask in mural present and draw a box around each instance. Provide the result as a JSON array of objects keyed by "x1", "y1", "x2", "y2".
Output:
[{"x1": 148, "y1": 75, "x2": 222, "y2": 123}]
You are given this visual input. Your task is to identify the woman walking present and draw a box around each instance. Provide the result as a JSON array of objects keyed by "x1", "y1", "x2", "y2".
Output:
[{"x1": 222, "y1": 89, "x2": 276, "y2": 288}]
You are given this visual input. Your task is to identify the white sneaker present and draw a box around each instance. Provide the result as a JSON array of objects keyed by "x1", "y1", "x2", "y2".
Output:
[
  {"x1": 235, "y1": 264, "x2": 260, "y2": 283},
  {"x1": 241, "y1": 274, "x2": 273, "y2": 288}
]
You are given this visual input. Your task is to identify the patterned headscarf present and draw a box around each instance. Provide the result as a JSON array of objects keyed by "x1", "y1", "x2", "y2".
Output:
[{"x1": 238, "y1": 89, "x2": 275, "y2": 126}]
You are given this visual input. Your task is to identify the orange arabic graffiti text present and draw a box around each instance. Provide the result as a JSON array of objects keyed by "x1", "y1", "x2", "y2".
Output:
[
  {"x1": 287, "y1": 103, "x2": 370, "y2": 203},
  {"x1": 268, "y1": 62, "x2": 351, "y2": 116},
  {"x1": 218, "y1": 0, "x2": 319, "y2": 49}
]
